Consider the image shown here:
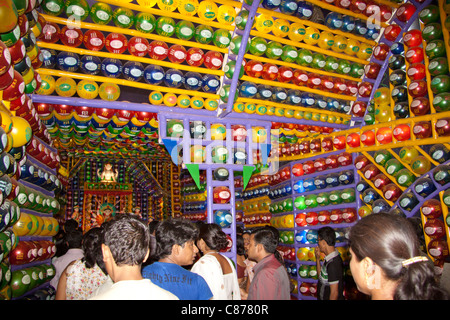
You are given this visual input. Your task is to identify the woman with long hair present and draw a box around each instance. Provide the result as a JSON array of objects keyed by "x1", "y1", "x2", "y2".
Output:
[{"x1": 348, "y1": 213, "x2": 448, "y2": 300}]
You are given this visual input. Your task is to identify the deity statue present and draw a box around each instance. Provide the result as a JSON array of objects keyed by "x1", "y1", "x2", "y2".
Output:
[{"x1": 97, "y1": 163, "x2": 118, "y2": 182}]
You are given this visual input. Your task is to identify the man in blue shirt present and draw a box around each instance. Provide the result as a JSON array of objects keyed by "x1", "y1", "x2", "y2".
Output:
[{"x1": 142, "y1": 219, "x2": 213, "y2": 300}]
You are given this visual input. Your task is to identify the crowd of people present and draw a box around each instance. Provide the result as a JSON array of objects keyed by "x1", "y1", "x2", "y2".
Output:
[{"x1": 50, "y1": 212, "x2": 449, "y2": 300}]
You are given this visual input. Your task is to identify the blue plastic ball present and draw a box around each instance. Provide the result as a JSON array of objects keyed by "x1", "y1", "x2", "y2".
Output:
[
  {"x1": 326, "y1": 98, "x2": 339, "y2": 112},
  {"x1": 214, "y1": 210, "x2": 232, "y2": 228},
  {"x1": 80, "y1": 55, "x2": 101, "y2": 75},
  {"x1": 57, "y1": 51, "x2": 80, "y2": 72},
  {"x1": 143, "y1": 64, "x2": 165, "y2": 85},
  {"x1": 325, "y1": 12, "x2": 343, "y2": 30},
  {"x1": 280, "y1": 0, "x2": 298, "y2": 15},
  {"x1": 122, "y1": 61, "x2": 144, "y2": 82},
  {"x1": 303, "y1": 178, "x2": 316, "y2": 192},
  {"x1": 164, "y1": 68, "x2": 184, "y2": 88},
  {"x1": 41, "y1": 48, "x2": 57, "y2": 69},
  {"x1": 293, "y1": 180, "x2": 305, "y2": 193},
  {"x1": 286, "y1": 89, "x2": 301, "y2": 105},
  {"x1": 257, "y1": 84, "x2": 273, "y2": 100},
  {"x1": 314, "y1": 175, "x2": 327, "y2": 189},
  {"x1": 341, "y1": 15, "x2": 355, "y2": 33},
  {"x1": 326, "y1": 173, "x2": 340, "y2": 188},
  {"x1": 371, "y1": 199, "x2": 391, "y2": 214},
  {"x1": 101, "y1": 58, "x2": 122, "y2": 78},
  {"x1": 390, "y1": 42, "x2": 404, "y2": 55},
  {"x1": 365, "y1": 23, "x2": 380, "y2": 40},
  {"x1": 184, "y1": 71, "x2": 203, "y2": 91},
  {"x1": 301, "y1": 92, "x2": 315, "y2": 107},
  {"x1": 272, "y1": 87, "x2": 287, "y2": 103},
  {"x1": 261, "y1": 0, "x2": 280, "y2": 10},
  {"x1": 315, "y1": 96, "x2": 327, "y2": 109},
  {"x1": 296, "y1": 1, "x2": 313, "y2": 20},
  {"x1": 295, "y1": 230, "x2": 308, "y2": 244},
  {"x1": 353, "y1": 19, "x2": 367, "y2": 37},
  {"x1": 306, "y1": 229, "x2": 318, "y2": 244},
  {"x1": 202, "y1": 74, "x2": 220, "y2": 93},
  {"x1": 239, "y1": 81, "x2": 258, "y2": 98}
]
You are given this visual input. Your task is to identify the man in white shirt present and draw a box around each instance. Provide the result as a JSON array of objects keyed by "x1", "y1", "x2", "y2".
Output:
[
  {"x1": 50, "y1": 230, "x2": 84, "y2": 289},
  {"x1": 89, "y1": 214, "x2": 178, "y2": 300}
]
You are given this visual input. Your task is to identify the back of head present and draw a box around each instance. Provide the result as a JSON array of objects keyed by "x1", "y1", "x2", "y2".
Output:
[
  {"x1": 66, "y1": 229, "x2": 83, "y2": 249},
  {"x1": 64, "y1": 219, "x2": 79, "y2": 233},
  {"x1": 318, "y1": 226, "x2": 336, "y2": 246},
  {"x1": 198, "y1": 223, "x2": 228, "y2": 251},
  {"x1": 82, "y1": 227, "x2": 106, "y2": 274},
  {"x1": 349, "y1": 213, "x2": 448, "y2": 300},
  {"x1": 154, "y1": 218, "x2": 198, "y2": 260},
  {"x1": 102, "y1": 214, "x2": 149, "y2": 266}
]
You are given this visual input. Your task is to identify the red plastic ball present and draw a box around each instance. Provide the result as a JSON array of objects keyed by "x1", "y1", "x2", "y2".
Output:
[
  {"x1": 293, "y1": 69, "x2": 309, "y2": 87},
  {"x1": 407, "y1": 63, "x2": 426, "y2": 81},
  {"x1": 376, "y1": 127, "x2": 393, "y2": 144},
  {"x1": 245, "y1": 60, "x2": 264, "y2": 78},
  {"x1": 384, "y1": 24, "x2": 402, "y2": 42},
  {"x1": 346, "y1": 132, "x2": 361, "y2": 148},
  {"x1": 373, "y1": 43, "x2": 390, "y2": 61},
  {"x1": 262, "y1": 63, "x2": 279, "y2": 81},
  {"x1": 408, "y1": 80, "x2": 427, "y2": 98},
  {"x1": 405, "y1": 46, "x2": 424, "y2": 64},
  {"x1": 167, "y1": 44, "x2": 187, "y2": 64},
  {"x1": 186, "y1": 47, "x2": 205, "y2": 67},
  {"x1": 403, "y1": 29, "x2": 423, "y2": 47},
  {"x1": 148, "y1": 40, "x2": 168, "y2": 60},
  {"x1": 396, "y1": 2, "x2": 416, "y2": 22},
  {"x1": 203, "y1": 51, "x2": 224, "y2": 70},
  {"x1": 393, "y1": 123, "x2": 411, "y2": 141},
  {"x1": 332, "y1": 135, "x2": 347, "y2": 150}
]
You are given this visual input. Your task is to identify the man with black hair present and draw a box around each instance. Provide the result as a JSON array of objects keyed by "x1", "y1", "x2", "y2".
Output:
[
  {"x1": 246, "y1": 227, "x2": 290, "y2": 300},
  {"x1": 89, "y1": 214, "x2": 177, "y2": 300},
  {"x1": 141, "y1": 218, "x2": 213, "y2": 300},
  {"x1": 315, "y1": 226, "x2": 344, "y2": 300}
]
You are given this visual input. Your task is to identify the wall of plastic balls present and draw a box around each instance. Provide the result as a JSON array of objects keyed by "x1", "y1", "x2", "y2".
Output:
[{"x1": 0, "y1": 0, "x2": 449, "y2": 301}]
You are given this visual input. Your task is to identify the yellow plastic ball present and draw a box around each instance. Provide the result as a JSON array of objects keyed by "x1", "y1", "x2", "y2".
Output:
[
  {"x1": 272, "y1": 19, "x2": 290, "y2": 38},
  {"x1": 318, "y1": 31, "x2": 335, "y2": 50},
  {"x1": 344, "y1": 38, "x2": 360, "y2": 57},
  {"x1": 55, "y1": 77, "x2": 77, "y2": 97},
  {"x1": 177, "y1": 94, "x2": 191, "y2": 108},
  {"x1": 10, "y1": 116, "x2": 32, "y2": 147},
  {"x1": 163, "y1": 92, "x2": 178, "y2": 107},
  {"x1": 303, "y1": 26, "x2": 320, "y2": 45},
  {"x1": 177, "y1": 0, "x2": 198, "y2": 16},
  {"x1": 266, "y1": 106, "x2": 276, "y2": 116},
  {"x1": 36, "y1": 75, "x2": 55, "y2": 95},
  {"x1": 137, "y1": 0, "x2": 157, "y2": 6},
  {"x1": 211, "y1": 123, "x2": 226, "y2": 140},
  {"x1": 288, "y1": 22, "x2": 306, "y2": 42},
  {"x1": 12, "y1": 212, "x2": 31, "y2": 236},
  {"x1": 284, "y1": 108, "x2": 295, "y2": 118},
  {"x1": 357, "y1": 43, "x2": 373, "y2": 60},
  {"x1": 0, "y1": 111, "x2": 13, "y2": 133},
  {"x1": 76, "y1": 80, "x2": 98, "y2": 99},
  {"x1": 244, "y1": 103, "x2": 256, "y2": 114},
  {"x1": 332, "y1": 35, "x2": 347, "y2": 53},
  {"x1": 204, "y1": 98, "x2": 218, "y2": 111},
  {"x1": 197, "y1": 0, "x2": 218, "y2": 21},
  {"x1": 252, "y1": 126, "x2": 267, "y2": 143},
  {"x1": 233, "y1": 102, "x2": 244, "y2": 113},
  {"x1": 190, "y1": 96, "x2": 204, "y2": 109},
  {"x1": 255, "y1": 104, "x2": 267, "y2": 115},
  {"x1": 274, "y1": 107, "x2": 285, "y2": 117},
  {"x1": 99, "y1": 82, "x2": 120, "y2": 101},
  {"x1": 217, "y1": 4, "x2": 236, "y2": 25},
  {"x1": 190, "y1": 145, "x2": 206, "y2": 163},
  {"x1": 373, "y1": 87, "x2": 391, "y2": 105},
  {"x1": 255, "y1": 13, "x2": 274, "y2": 33},
  {"x1": 149, "y1": 91, "x2": 163, "y2": 105},
  {"x1": 157, "y1": 0, "x2": 178, "y2": 11}
]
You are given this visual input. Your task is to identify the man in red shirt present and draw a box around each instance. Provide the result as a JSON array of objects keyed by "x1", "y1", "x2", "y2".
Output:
[{"x1": 246, "y1": 227, "x2": 291, "y2": 300}]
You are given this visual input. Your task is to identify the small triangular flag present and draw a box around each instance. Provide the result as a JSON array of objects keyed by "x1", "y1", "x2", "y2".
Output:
[
  {"x1": 242, "y1": 165, "x2": 255, "y2": 191},
  {"x1": 186, "y1": 163, "x2": 201, "y2": 190},
  {"x1": 260, "y1": 143, "x2": 272, "y2": 166},
  {"x1": 162, "y1": 139, "x2": 179, "y2": 165}
]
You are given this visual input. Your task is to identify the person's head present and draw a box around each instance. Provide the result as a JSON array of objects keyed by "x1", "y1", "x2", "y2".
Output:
[
  {"x1": 197, "y1": 223, "x2": 228, "y2": 252},
  {"x1": 317, "y1": 226, "x2": 336, "y2": 254},
  {"x1": 236, "y1": 234, "x2": 246, "y2": 256},
  {"x1": 154, "y1": 218, "x2": 199, "y2": 266},
  {"x1": 242, "y1": 230, "x2": 251, "y2": 253},
  {"x1": 63, "y1": 219, "x2": 79, "y2": 233},
  {"x1": 65, "y1": 229, "x2": 83, "y2": 249},
  {"x1": 349, "y1": 213, "x2": 448, "y2": 300},
  {"x1": 247, "y1": 227, "x2": 278, "y2": 263},
  {"x1": 82, "y1": 227, "x2": 107, "y2": 274},
  {"x1": 148, "y1": 220, "x2": 160, "y2": 235},
  {"x1": 101, "y1": 214, "x2": 150, "y2": 268}
]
